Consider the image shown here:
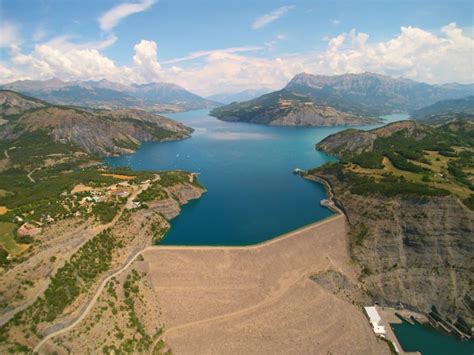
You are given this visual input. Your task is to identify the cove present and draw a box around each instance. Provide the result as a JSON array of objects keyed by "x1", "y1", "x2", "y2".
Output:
[{"x1": 106, "y1": 110, "x2": 407, "y2": 245}]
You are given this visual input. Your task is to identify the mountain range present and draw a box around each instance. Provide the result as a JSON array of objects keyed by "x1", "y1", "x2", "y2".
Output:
[
  {"x1": 0, "y1": 90, "x2": 192, "y2": 160},
  {"x1": 206, "y1": 88, "x2": 271, "y2": 104},
  {"x1": 211, "y1": 72, "x2": 473, "y2": 126},
  {"x1": 0, "y1": 78, "x2": 218, "y2": 113},
  {"x1": 410, "y1": 96, "x2": 474, "y2": 123}
]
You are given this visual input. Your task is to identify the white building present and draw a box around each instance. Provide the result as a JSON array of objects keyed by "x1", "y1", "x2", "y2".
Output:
[{"x1": 364, "y1": 306, "x2": 386, "y2": 336}]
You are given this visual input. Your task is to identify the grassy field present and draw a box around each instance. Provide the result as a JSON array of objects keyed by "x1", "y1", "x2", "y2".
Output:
[
  {"x1": 0, "y1": 222, "x2": 28, "y2": 255},
  {"x1": 348, "y1": 151, "x2": 473, "y2": 199},
  {"x1": 0, "y1": 190, "x2": 12, "y2": 198},
  {"x1": 348, "y1": 157, "x2": 424, "y2": 182}
]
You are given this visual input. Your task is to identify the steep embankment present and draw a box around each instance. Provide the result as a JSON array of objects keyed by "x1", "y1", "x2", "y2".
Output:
[
  {"x1": 311, "y1": 119, "x2": 474, "y2": 336},
  {"x1": 0, "y1": 90, "x2": 192, "y2": 159}
]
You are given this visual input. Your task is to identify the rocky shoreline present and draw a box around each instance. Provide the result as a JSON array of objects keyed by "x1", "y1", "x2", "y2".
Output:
[{"x1": 303, "y1": 169, "x2": 473, "y2": 340}]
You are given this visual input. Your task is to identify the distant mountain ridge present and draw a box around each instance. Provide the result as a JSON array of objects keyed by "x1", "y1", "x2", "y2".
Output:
[
  {"x1": 211, "y1": 72, "x2": 473, "y2": 126},
  {"x1": 210, "y1": 89, "x2": 380, "y2": 127},
  {"x1": 0, "y1": 78, "x2": 218, "y2": 113},
  {"x1": 410, "y1": 96, "x2": 474, "y2": 123},
  {"x1": 207, "y1": 88, "x2": 272, "y2": 104},
  {"x1": 285, "y1": 72, "x2": 474, "y2": 115}
]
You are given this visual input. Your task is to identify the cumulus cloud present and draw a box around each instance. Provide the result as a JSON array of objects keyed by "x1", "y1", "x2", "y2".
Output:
[
  {"x1": 133, "y1": 39, "x2": 162, "y2": 79},
  {"x1": 1, "y1": 23, "x2": 472, "y2": 96},
  {"x1": 99, "y1": 0, "x2": 156, "y2": 32},
  {"x1": 0, "y1": 22, "x2": 21, "y2": 48},
  {"x1": 252, "y1": 6, "x2": 294, "y2": 30},
  {"x1": 316, "y1": 23, "x2": 474, "y2": 83},
  {"x1": 7, "y1": 38, "x2": 132, "y2": 83}
]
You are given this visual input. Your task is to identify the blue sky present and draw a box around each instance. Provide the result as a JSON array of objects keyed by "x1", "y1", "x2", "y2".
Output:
[{"x1": 1, "y1": 0, "x2": 473, "y2": 95}]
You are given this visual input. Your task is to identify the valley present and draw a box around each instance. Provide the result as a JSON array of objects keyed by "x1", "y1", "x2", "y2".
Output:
[
  {"x1": 0, "y1": 75, "x2": 473, "y2": 354},
  {"x1": 1, "y1": 1, "x2": 474, "y2": 353}
]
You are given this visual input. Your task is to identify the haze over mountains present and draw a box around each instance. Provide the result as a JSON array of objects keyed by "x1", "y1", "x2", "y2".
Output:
[
  {"x1": 2, "y1": 72, "x2": 473, "y2": 129},
  {"x1": 211, "y1": 72, "x2": 474, "y2": 126},
  {"x1": 0, "y1": 78, "x2": 218, "y2": 113},
  {"x1": 206, "y1": 88, "x2": 272, "y2": 104},
  {"x1": 410, "y1": 96, "x2": 474, "y2": 123}
]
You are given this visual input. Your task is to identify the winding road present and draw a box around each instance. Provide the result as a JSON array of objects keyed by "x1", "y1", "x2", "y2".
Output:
[
  {"x1": 34, "y1": 246, "x2": 145, "y2": 353},
  {"x1": 33, "y1": 176, "x2": 344, "y2": 353}
]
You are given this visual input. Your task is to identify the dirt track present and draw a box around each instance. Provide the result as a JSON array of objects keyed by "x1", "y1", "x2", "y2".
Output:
[{"x1": 142, "y1": 215, "x2": 389, "y2": 354}]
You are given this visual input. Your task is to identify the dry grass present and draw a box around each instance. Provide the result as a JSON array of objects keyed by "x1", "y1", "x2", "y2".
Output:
[
  {"x1": 383, "y1": 157, "x2": 424, "y2": 182},
  {"x1": 350, "y1": 152, "x2": 473, "y2": 199},
  {"x1": 101, "y1": 173, "x2": 135, "y2": 180},
  {"x1": 0, "y1": 189, "x2": 12, "y2": 198},
  {"x1": 70, "y1": 183, "x2": 93, "y2": 194}
]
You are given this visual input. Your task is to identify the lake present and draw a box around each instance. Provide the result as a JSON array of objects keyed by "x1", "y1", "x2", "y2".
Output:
[
  {"x1": 106, "y1": 110, "x2": 472, "y2": 352},
  {"x1": 107, "y1": 109, "x2": 406, "y2": 245}
]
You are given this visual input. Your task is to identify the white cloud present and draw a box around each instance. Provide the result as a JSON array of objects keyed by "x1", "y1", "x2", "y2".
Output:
[
  {"x1": 252, "y1": 6, "x2": 294, "y2": 30},
  {"x1": 99, "y1": 0, "x2": 156, "y2": 32},
  {"x1": 43, "y1": 35, "x2": 118, "y2": 51},
  {"x1": 7, "y1": 38, "x2": 131, "y2": 83},
  {"x1": 314, "y1": 23, "x2": 474, "y2": 84},
  {"x1": 332, "y1": 19, "x2": 341, "y2": 26},
  {"x1": 0, "y1": 22, "x2": 21, "y2": 48},
  {"x1": 1, "y1": 23, "x2": 473, "y2": 96},
  {"x1": 133, "y1": 39, "x2": 162, "y2": 80},
  {"x1": 162, "y1": 46, "x2": 263, "y2": 64}
]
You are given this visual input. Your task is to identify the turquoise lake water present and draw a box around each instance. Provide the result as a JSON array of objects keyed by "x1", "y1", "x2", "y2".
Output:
[
  {"x1": 107, "y1": 109, "x2": 406, "y2": 245},
  {"x1": 392, "y1": 320, "x2": 474, "y2": 355},
  {"x1": 106, "y1": 110, "x2": 472, "y2": 351}
]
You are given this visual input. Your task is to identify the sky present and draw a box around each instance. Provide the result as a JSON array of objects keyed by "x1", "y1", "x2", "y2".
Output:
[{"x1": 0, "y1": 0, "x2": 473, "y2": 96}]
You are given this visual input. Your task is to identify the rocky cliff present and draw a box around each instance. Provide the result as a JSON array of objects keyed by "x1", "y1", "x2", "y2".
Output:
[
  {"x1": 316, "y1": 120, "x2": 425, "y2": 156},
  {"x1": 311, "y1": 167, "x2": 474, "y2": 332},
  {"x1": 147, "y1": 183, "x2": 206, "y2": 220},
  {"x1": 311, "y1": 118, "x2": 474, "y2": 335},
  {"x1": 0, "y1": 90, "x2": 46, "y2": 116}
]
